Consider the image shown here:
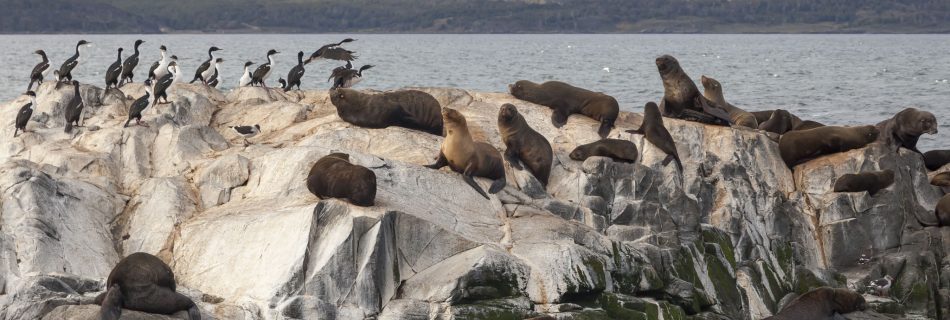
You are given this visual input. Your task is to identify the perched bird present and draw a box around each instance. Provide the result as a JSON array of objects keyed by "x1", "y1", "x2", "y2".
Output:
[
  {"x1": 284, "y1": 51, "x2": 305, "y2": 92},
  {"x1": 148, "y1": 45, "x2": 169, "y2": 81},
  {"x1": 238, "y1": 61, "x2": 255, "y2": 87},
  {"x1": 169, "y1": 56, "x2": 181, "y2": 84},
  {"x1": 330, "y1": 64, "x2": 373, "y2": 89},
  {"x1": 190, "y1": 46, "x2": 222, "y2": 84},
  {"x1": 64, "y1": 80, "x2": 84, "y2": 133},
  {"x1": 104, "y1": 48, "x2": 124, "y2": 90},
  {"x1": 119, "y1": 39, "x2": 145, "y2": 85},
  {"x1": 251, "y1": 49, "x2": 279, "y2": 87},
  {"x1": 305, "y1": 38, "x2": 356, "y2": 64},
  {"x1": 278, "y1": 78, "x2": 287, "y2": 90},
  {"x1": 207, "y1": 58, "x2": 224, "y2": 88},
  {"x1": 867, "y1": 275, "x2": 893, "y2": 297},
  {"x1": 230, "y1": 125, "x2": 260, "y2": 146},
  {"x1": 27, "y1": 50, "x2": 50, "y2": 92},
  {"x1": 125, "y1": 79, "x2": 153, "y2": 128},
  {"x1": 857, "y1": 254, "x2": 871, "y2": 265},
  {"x1": 57, "y1": 40, "x2": 91, "y2": 86},
  {"x1": 14, "y1": 91, "x2": 37, "y2": 137},
  {"x1": 153, "y1": 61, "x2": 178, "y2": 104}
]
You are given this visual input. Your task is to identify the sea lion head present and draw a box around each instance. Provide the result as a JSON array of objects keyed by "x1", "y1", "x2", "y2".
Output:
[
  {"x1": 655, "y1": 55, "x2": 681, "y2": 76},
  {"x1": 329, "y1": 88, "x2": 361, "y2": 109},
  {"x1": 644, "y1": 101, "x2": 662, "y2": 120},
  {"x1": 498, "y1": 103, "x2": 521, "y2": 126},
  {"x1": 326, "y1": 152, "x2": 350, "y2": 162},
  {"x1": 508, "y1": 80, "x2": 538, "y2": 100},
  {"x1": 700, "y1": 75, "x2": 720, "y2": 91},
  {"x1": 442, "y1": 107, "x2": 467, "y2": 133},
  {"x1": 569, "y1": 145, "x2": 590, "y2": 161},
  {"x1": 902, "y1": 108, "x2": 938, "y2": 135}
]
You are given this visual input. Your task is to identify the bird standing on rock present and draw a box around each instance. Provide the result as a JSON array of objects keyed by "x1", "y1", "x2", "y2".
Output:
[
  {"x1": 27, "y1": 50, "x2": 50, "y2": 92},
  {"x1": 148, "y1": 45, "x2": 169, "y2": 81},
  {"x1": 56, "y1": 40, "x2": 91, "y2": 88},
  {"x1": 153, "y1": 61, "x2": 178, "y2": 105},
  {"x1": 125, "y1": 79, "x2": 153, "y2": 128},
  {"x1": 251, "y1": 49, "x2": 279, "y2": 87},
  {"x1": 207, "y1": 58, "x2": 224, "y2": 88},
  {"x1": 305, "y1": 38, "x2": 356, "y2": 64},
  {"x1": 104, "y1": 48, "x2": 124, "y2": 90},
  {"x1": 64, "y1": 80, "x2": 85, "y2": 133},
  {"x1": 239, "y1": 61, "x2": 255, "y2": 87},
  {"x1": 119, "y1": 39, "x2": 145, "y2": 85},
  {"x1": 190, "y1": 46, "x2": 222, "y2": 84},
  {"x1": 230, "y1": 125, "x2": 261, "y2": 146},
  {"x1": 284, "y1": 51, "x2": 306, "y2": 91},
  {"x1": 867, "y1": 275, "x2": 893, "y2": 297},
  {"x1": 14, "y1": 91, "x2": 37, "y2": 137}
]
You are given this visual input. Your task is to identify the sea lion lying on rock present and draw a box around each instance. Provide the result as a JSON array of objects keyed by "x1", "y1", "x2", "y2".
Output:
[
  {"x1": 508, "y1": 80, "x2": 618, "y2": 138},
  {"x1": 924, "y1": 150, "x2": 950, "y2": 171},
  {"x1": 329, "y1": 88, "x2": 444, "y2": 136},
  {"x1": 497, "y1": 103, "x2": 553, "y2": 186},
  {"x1": 654, "y1": 55, "x2": 727, "y2": 126},
  {"x1": 875, "y1": 107, "x2": 937, "y2": 153},
  {"x1": 779, "y1": 125, "x2": 879, "y2": 168},
  {"x1": 569, "y1": 139, "x2": 638, "y2": 163},
  {"x1": 833, "y1": 170, "x2": 894, "y2": 196},
  {"x1": 930, "y1": 172, "x2": 950, "y2": 187},
  {"x1": 764, "y1": 287, "x2": 867, "y2": 320},
  {"x1": 307, "y1": 153, "x2": 377, "y2": 207},
  {"x1": 427, "y1": 108, "x2": 506, "y2": 199},
  {"x1": 96, "y1": 252, "x2": 200, "y2": 320},
  {"x1": 698, "y1": 75, "x2": 758, "y2": 128},
  {"x1": 626, "y1": 102, "x2": 682, "y2": 170},
  {"x1": 757, "y1": 109, "x2": 794, "y2": 135}
]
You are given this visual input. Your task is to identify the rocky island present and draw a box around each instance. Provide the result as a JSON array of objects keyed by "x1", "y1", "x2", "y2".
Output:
[{"x1": 0, "y1": 82, "x2": 947, "y2": 319}]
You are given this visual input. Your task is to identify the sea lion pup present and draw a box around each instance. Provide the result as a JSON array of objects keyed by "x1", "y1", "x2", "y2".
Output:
[
  {"x1": 778, "y1": 125, "x2": 879, "y2": 168},
  {"x1": 763, "y1": 287, "x2": 867, "y2": 320},
  {"x1": 307, "y1": 153, "x2": 376, "y2": 206},
  {"x1": 96, "y1": 252, "x2": 200, "y2": 320},
  {"x1": 832, "y1": 170, "x2": 895, "y2": 196},
  {"x1": 698, "y1": 75, "x2": 758, "y2": 128},
  {"x1": 936, "y1": 194, "x2": 950, "y2": 226},
  {"x1": 569, "y1": 139, "x2": 638, "y2": 163},
  {"x1": 931, "y1": 172, "x2": 950, "y2": 187},
  {"x1": 923, "y1": 150, "x2": 950, "y2": 171},
  {"x1": 757, "y1": 109, "x2": 794, "y2": 135},
  {"x1": 654, "y1": 55, "x2": 727, "y2": 126},
  {"x1": 508, "y1": 80, "x2": 618, "y2": 138},
  {"x1": 875, "y1": 107, "x2": 938, "y2": 153},
  {"x1": 426, "y1": 108, "x2": 506, "y2": 199},
  {"x1": 625, "y1": 102, "x2": 682, "y2": 171},
  {"x1": 497, "y1": 103, "x2": 553, "y2": 186},
  {"x1": 329, "y1": 88, "x2": 444, "y2": 136}
]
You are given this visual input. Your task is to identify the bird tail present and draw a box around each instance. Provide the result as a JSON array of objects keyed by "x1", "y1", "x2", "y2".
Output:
[
  {"x1": 27, "y1": 80, "x2": 36, "y2": 92},
  {"x1": 359, "y1": 65, "x2": 374, "y2": 72},
  {"x1": 189, "y1": 76, "x2": 200, "y2": 84},
  {"x1": 14, "y1": 128, "x2": 19, "y2": 137}
]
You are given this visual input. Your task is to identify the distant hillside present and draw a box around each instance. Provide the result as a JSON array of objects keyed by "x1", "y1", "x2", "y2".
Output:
[{"x1": 3, "y1": 0, "x2": 950, "y2": 33}]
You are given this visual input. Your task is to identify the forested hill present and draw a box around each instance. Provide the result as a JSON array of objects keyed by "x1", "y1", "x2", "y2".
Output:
[{"x1": 3, "y1": 0, "x2": 950, "y2": 33}]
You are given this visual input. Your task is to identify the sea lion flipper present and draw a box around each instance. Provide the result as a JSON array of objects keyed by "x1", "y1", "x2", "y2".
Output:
[
  {"x1": 425, "y1": 152, "x2": 448, "y2": 169},
  {"x1": 461, "y1": 163, "x2": 490, "y2": 199},
  {"x1": 597, "y1": 119, "x2": 612, "y2": 138},
  {"x1": 661, "y1": 154, "x2": 674, "y2": 166},
  {"x1": 625, "y1": 128, "x2": 644, "y2": 135},
  {"x1": 488, "y1": 177, "x2": 506, "y2": 194},
  {"x1": 99, "y1": 284, "x2": 123, "y2": 320},
  {"x1": 504, "y1": 148, "x2": 524, "y2": 170},
  {"x1": 551, "y1": 109, "x2": 569, "y2": 128},
  {"x1": 696, "y1": 96, "x2": 732, "y2": 124}
]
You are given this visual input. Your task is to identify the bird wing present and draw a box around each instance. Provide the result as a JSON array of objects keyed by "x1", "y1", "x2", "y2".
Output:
[
  {"x1": 122, "y1": 56, "x2": 139, "y2": 74},
  {"x1": 233, "y1": 126, "x2": 253, "y2": 134},
  {"x1": 59, "y1": 58, "x2": 78, "y2": 74},
  {"x1": 108, "y1": 61, "x2": 122, "y2": 75},
  {"x1": 17, "y1": 104, "x2": 33, "y2": 123},
  {"x1": 251, "y1": 64, "x2": 271, "y2": 79},
  {"x1": 129, "y1": 94, "x2": 150, "y2": 116},
  {"x1": 193, "y1": 60, "x2": 211, "y2": 78},
  {"x1": 321, "y1": 47, "x2": 356, "y2": 61},
  {"x1": 155, "y1": 74, "x2": 174, "y2": 92},
  {"x1": 31, "y1": 62, "x2": 49, "y2": 78},
  {"x1": 147, "y1": 61, "x2": 159, "y2": 77}
]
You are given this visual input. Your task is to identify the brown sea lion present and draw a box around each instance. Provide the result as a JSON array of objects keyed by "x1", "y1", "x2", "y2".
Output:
[
  {"x1": 95, "y1": 252, "x2": 200, "y2": 320},
  {"x1": 937, "y1": 194, "x2": 950, "y2": 226},
  {"x1": 875, "y1": 107, "x2": 938, "y2": 153},
  {"x1": 497, "y1": 103, "x2": 553, "y2": 186},
  {"x1": 758, "y1": 109, "x2": 794, "y2": 135},
  {"x1": 654, "y1": 55, "x2": 727, "y2": 126},
  {"x1": 832, "y1": 170, "x2": 895, "y2": 196},
  {"x1": 924, "y1": 150, "x2": 950, "y2": 171},
  {"x1": 329, "y1": 88, "x2": 444, "y2": 136},
  {"x1": 793, "y1": 120, "x2": 825, "y2": 131},
  {"x1": 931, "y1": 172, "x2": 950, "y2": 187},
  {"x1": 569, "y1": 139, "x2": 638, "y2": 163},
  {"x1": 698, "y1": 75, "x2": 758, "y2": 128},
  {"x1": 307, "y1": 153, "x2": 376, "y2": 207},
  {"x1": 426, "y1": 108, "x2": 506, "y2": 199},
  {"x1": 779, "y1": 125, "x2": 879, "y2": 168},
  {"x1": 763, "y1": 287, "x2": 867, "y2": 320},
  {"x1": 626, "y1": 102, "x2": 682, "y2": 171},
  {"x1": 508, "y1": 80, "x2": 618, "y2": 138}
]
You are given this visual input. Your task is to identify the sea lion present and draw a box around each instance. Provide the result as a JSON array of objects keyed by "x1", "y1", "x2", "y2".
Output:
[
  {"x1": 569, "y1": 139, "x2": 638, "y2": 163},
  {"x1": 698, "y1": 75, "x2": 758, "y2": 128},
  {"x1": 508, "y1": 80, "x2": 618, "y2": 138},
  {"x1": 95, "y1": 252, "x2": 200, "y2": 320},
  {"x1": 307, "y1": 153, "x2": 376, "y2": 207},
  {"x1": 930, "y1": 172, "x2": 950, "y2": 187},
  {"x1": 875, "y1": 107, "x2": 938, "y2": 153},
  {"x1": 625, "y1": 102, "x2": 682, "y2": 170},
  {"x1": 497, "y1": 103, "x2": 553, "y2": 186},
  {"x1": 329, "y1": 88, "x2": 444, "y2": 136},
  {"x1": 426, "y1": 108, "x2": 506, "y2": 199},
  {"x1": 793, "y1": 120, "x2": 825, "y2": 131},
  {"x1": 778, "y1": 125, "x2": 879, "y2": 168},
  {"x1": 654, "y1": 55, "x2": 727, "y2": 126},
  {"x1": 924, "y1": 150, "x2": 950, "y2": 171},
  {"x1": 832, "y1": 170, "x2": 895, "y2": 196},
  {"x1": 764, "y1": 287, "x2": 867, "y2": 320},
  {"x1": 758, "y1": 109, "x2": 794, "y2": 135},
  {"x1": 936, "y1": 194, "x2": 950, "y2": 226}
]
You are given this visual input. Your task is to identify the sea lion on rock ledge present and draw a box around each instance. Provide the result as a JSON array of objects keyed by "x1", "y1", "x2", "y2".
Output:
[
  {"x1": 654, "y1": 55, "x2": 727, "y2": 126},
  {"x1": 930, "y1": 172, "x2": 950, "y2": 187},
  {"x1": 329, "y1": 88, "x2": 444, "y2": 136},
  {"x1": 875, "y1": 107, "x2": 937, "y2": 153},
  {"x1": 698, "y1": 75, "x2": 758, "y2": 129},
  {"x1": 497, "y1": 103, "x2": 553, "y2": 186},
  {"x1": 626, "y1": 102, "x2": 682, "y2": 171},
  {"x1": 95, "y1": 252, "x2": 200, "y2": 320},
  {"x1": 307, "y1": 153, "x2": 376, "y2": 207},
  {"x1": 757, "y1": 109, "x2": 794, "y2": 135},
  {"x1": 508, "y1": 80, "x2": 618, "y2": 138},
  {"x1": 426, "y1": 108, "x2": 506, "y2": 199},
  {"x1": 923, "y1": 150, "x2": 950, "y2": 171},
  {"x1": 832, "y1": 170, "x2": 895, "y2": 196},
  {"x1": 763, "y1": 287, "x2": 867, "y2": 320},
  {"x1": 778, "y1": 125, "x2": 879, "y2": 168},
  {"x1": 569, "y1": 139, "x2": 638, "y2": 163}
]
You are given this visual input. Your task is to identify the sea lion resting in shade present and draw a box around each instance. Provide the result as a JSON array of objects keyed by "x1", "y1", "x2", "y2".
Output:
[{"x1": 764, "y1": 287, "x2": 867, "y2": 320}]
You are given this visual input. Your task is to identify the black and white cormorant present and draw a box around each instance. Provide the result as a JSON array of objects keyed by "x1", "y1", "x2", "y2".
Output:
[
  {"x1": 125, "y1": 79, "x2": 153, "y2": 128},
  {"x1": 190, "y1": 46, "x2": 222, "y2": 84},
  {"x1": 250, "y1": 49, "x2": 279, "y2": 87},
  {"x1": 148, "y1": 45, "x2": 169, "y2": 81},
  {"x1": 27, "y1": 50, "x2": 50, "y2": 92},
  {"x1": 305, "y1": 38, "x2": 356, "y2": 64},
  {"x1": 119, "y1": 39, "x2": 145, "y2": 85},
  {"x1": 64, "y1": 80, "x2": 84, "y2": 133},
  {"x1": 330, "y1": 64, "x2": 373, "y2": 89},
  {"x1": 153, "y1": 61, "x2": 178, "y2": 104},
  {"x1": 230, "y1": 124, "x2": 260, "y2": 146},
  {"x1": 104, "y1": 47, "x2": 124, "y2": 90},
  {"x1": 239, "y1": 61, "x2": 255, "y2": 87},
  {"x1": 169, "y1": 55, "x2": 180, "y2": 84},
  {"x1": 284, "y1": 51, "x2": 305, "y2": 92},
  {"x1": 207, "y1": 58, "x2": 224, "y2": 88},
  {"x1": 278, "y1": 78, "x2": 287, "y2": 90},
  {"x1": 14, "y1": 91, "x2": 37, "y2": 137},
  {"x1": 57, "y1": 40, "x2": 91, "y2": 85}
]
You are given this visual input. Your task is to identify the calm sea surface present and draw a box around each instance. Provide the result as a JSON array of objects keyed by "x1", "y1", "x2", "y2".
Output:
[{"x1": 0, "y1": 34, "x2": 947, "y2": 149}]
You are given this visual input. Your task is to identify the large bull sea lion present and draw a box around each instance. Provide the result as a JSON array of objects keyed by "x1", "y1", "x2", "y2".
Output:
[
  {"x1": 924, "y1": 150, "x2": 950, "y2": 171},
  {"x1": 875, "y1": 107, "x2": 938, "y2": 153},
  {"x1": 654, "y1": 55, "x2": 727, "y2": 126}
]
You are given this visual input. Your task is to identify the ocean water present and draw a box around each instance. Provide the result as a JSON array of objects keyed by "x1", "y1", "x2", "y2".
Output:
[{"x1": 0, "y1": 34, "x2": 947, "y2": 149}]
